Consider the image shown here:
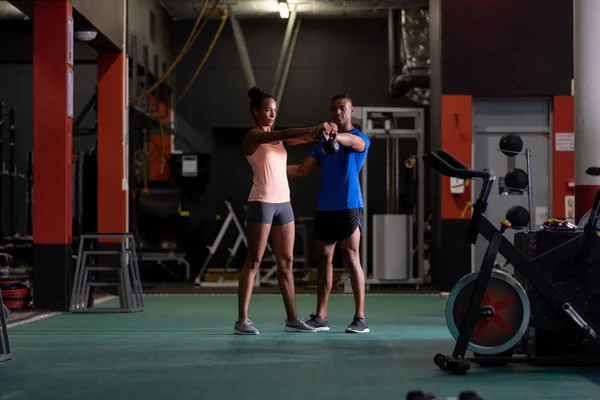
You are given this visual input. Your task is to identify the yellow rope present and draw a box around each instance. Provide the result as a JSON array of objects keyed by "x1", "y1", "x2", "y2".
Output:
[{"x1": 131, "y1": 0, "x2": 211, "y2": 104}]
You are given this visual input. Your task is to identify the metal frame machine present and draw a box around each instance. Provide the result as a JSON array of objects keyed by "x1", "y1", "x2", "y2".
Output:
[{"x1": 352, "y1": 106, "x2": 426, "y2": 290}]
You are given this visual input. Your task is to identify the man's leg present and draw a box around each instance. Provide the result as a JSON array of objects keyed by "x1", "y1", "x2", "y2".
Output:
[
  {"x1": 315, "y1": 239, "x2": 336, "y2": 319},
  {"x1": 306, "y1": 239, "x2": 336, "y2": 331},
  {"x1": 306, "y1": 210, "x2": 337, "y2": 331},
  {"x1": 340, "y1": 227, "x2": 369, "y2": 333}
]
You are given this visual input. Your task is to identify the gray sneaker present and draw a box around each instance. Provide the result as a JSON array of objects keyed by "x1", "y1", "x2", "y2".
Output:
[
  {"x1": 284, "y1": 317, "x2": 316, "y2": 333},
  {"x1": 306, "y1": 313, "x2": 330, "y2": 331},
  {"x1": 346, "y1": 317, "x2": 370, "y2": 333},
  {"x1": 234, "y1": 318, "x2": 259, "y2": 335}
]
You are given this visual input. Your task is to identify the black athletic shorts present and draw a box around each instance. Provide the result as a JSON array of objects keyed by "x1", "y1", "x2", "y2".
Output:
[{"x1": 313, "y1": 208, "x2": 364, "y2": 242}]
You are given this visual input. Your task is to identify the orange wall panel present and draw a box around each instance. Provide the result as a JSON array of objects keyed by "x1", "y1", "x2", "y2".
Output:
[
  {"x1": 441, "y1": 95, "x2": 473, "y2": 219},
  {"x1": 552, "y1": 96, "x2": 575, "y2": 219}
]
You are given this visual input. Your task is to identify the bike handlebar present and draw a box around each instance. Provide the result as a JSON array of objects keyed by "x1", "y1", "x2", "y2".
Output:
[
  {"x1": 436, "y1": 150, "x2": 469, "y2": 170},
  {"x1": 587, "y1": 167, "x2": 600, "y2": 177},
  {"x1": 423, "y1": 150, "x2": 493, "y2": 180}
]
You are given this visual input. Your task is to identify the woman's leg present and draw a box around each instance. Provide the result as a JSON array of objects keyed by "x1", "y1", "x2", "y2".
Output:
[
  {"x1": 237, "y1": 222, "x2": 271, "y2": 322},
  {"x1": 270, "y1": 203, "x2": 315, "y2": 332},
  {"x1": 270, "y1": 220, "x2": 297, "y2": 321}
]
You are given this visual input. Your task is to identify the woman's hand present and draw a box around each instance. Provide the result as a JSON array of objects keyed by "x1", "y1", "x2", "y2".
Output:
[{"x1": 314, "y1": 122, "x2": 338, "y2": 140}]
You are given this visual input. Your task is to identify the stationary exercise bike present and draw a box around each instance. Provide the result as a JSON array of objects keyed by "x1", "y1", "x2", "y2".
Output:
[{"x1": 424, "y1": 149, "x2": 600, "y2": 374}]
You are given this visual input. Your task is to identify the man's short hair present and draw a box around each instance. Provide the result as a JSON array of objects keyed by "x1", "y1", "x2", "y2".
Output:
[{"x1": 331, "y1": 94, "x2": 352, "y2": 103}]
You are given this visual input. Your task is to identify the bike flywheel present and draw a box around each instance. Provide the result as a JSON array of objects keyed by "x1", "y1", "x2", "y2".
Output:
[{"x1": 445, "y1": 268, "x2": 530, "y2": 355}]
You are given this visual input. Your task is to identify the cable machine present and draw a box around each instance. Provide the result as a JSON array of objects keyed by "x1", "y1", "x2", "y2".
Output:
[{"x1": 352, "y1": 107, "x2": 426, "y2": 290}]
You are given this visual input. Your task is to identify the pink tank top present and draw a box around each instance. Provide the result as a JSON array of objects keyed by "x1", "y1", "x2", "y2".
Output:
[{"x1": 246, "y1": 141, "x2": 290, "y2": 203}]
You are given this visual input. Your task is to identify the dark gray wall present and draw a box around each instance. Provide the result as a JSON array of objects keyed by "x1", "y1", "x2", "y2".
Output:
[
  {"x1": 0, "y1": 20, "x2": 97, "y2": 63},
  {"x1": 128, "y1": 0, "x2": 174, "y2": 67},
  {"x1": 173, "y1": 18, "x2": 408, "y2": 134},
  {"x1": 171, "y1": 18, "x2": 420, "y2": 224}
]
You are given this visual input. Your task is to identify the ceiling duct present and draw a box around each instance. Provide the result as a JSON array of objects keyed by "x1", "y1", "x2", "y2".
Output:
[{"x1": 391, "y1": 8, "x2": 430, "y2": 105}]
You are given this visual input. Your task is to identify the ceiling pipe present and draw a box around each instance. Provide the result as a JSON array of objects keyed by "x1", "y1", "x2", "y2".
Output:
[
  {"x1": 390, "y1": 8, "x2": 430, "y2": 105},
  {"x1": 388, "y1": 8, "x2": 396, "y2": 85}
]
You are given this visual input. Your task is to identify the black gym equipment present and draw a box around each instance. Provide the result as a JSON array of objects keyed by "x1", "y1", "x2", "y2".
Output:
[
  {"x1": 0, "y1": 104, "x2": 32, "y2": 247},
  {"x1": 504, "y1": 205, "x2": 530, "y2": 229},
  {"x1": 423, "y1": 149, "x2": 600, "y2": 374},
  {"x1": 320, "y1": 128, "x2": 339, "y2": 155},
  {"x1": 497, "y1": 135, "x2": 534, "y2": 230},
  {"x1": 0, "y1": 252, "x2": 12, "y2": 363},
  {"x1": 0, "y1": 103, "x2": 4, "y2": 247},
  {"x1": 498, "y1": 133, "x2": 523, "y2": 156},
  {"x1": 578, "y1": 167, "x2": 600, "y2": 230},
  {"x1": 588, "y1": 167, "x2": 600, "y2": 176},
  {"x1": 504, "y1": 168, "x2": 528, "y2": 190},
  {"x1": 406, "y1": 390, "x2": 483, "y2": 400}
]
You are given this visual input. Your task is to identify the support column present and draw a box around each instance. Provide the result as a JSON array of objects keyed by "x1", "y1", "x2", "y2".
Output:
[
  {"x1": 97, "y1": 52, "x2": 129, "y2": 234},
  {"x1": 32, "y1": 0, "x2": 74, "y2": 311},
  {"x1": 274, "y1": 19, "x2": 301, "y2": 111},
  {"x1": 574, "y1": 0, "x2": 600, "y2": 222},
  {"x1": 228, "y1": 6, "x2": 256, "y2": 89},
  {"x1": 272, "y1": 8, "x2": 297, "y2": 95}
]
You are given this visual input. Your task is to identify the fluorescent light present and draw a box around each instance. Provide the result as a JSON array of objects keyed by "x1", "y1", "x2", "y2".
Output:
[
  {"x1": 75, "y1": 31, "x2": 98, "y2": 42},
  {"x1": 278, "y1": 1, "x2": 289, "y2": 19}
]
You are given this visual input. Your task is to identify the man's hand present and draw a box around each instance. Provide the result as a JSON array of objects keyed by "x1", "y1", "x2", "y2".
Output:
[
  {"x1": 321, "y1": 123, "x2": 338, "y2": 140},
  {"x1": 315, "y1": 122, "x2": 338, "y2": 139}
]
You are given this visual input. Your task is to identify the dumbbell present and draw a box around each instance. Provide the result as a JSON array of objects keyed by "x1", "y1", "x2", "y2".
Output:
[
  {"x1": 406, "y1": 391, "x2": 483, "y2": 400},
  {"x1": 407, "y1": 391, "x2": 436, "y2": 400},
  {"x1": 319, "y1": 128, "x2": 339, "y2": 155}
]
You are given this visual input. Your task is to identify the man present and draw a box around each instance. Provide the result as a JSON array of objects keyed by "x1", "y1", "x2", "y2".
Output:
[{"x1": 288, "y1": 94, "x2": 370, "y2": 333}]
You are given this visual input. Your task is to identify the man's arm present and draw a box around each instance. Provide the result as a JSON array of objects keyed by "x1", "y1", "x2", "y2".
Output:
[
  {"x1": 334, "y1": 133, "x2": 366, "y2": 152},
  {"x1": 285, "y1": 122, "x2": 337, "y2": 146},
  {"x1": 287, "y1": 156, "x2": 320, "y2": 178}
]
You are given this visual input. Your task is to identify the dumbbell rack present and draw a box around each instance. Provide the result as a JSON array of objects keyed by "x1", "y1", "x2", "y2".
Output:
[
  {"x1": 498, "y1": 135, "x2": 534, "y2": 230},
  {"x1": 0, "y1": 253, "x2": 13, "y2": 363}
]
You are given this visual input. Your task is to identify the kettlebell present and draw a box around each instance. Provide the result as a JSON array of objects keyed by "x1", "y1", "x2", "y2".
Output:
[{"x1": 320, "y1": 128, "x2": 339, "y2": 155}]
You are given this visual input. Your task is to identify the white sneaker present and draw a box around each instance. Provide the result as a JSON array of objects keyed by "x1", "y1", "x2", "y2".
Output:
[
  {"x1": 234, "y1": 318, "x2": 259, "y2": 335},
  {"x1": 284, "y1": 318, "x2": 316, "y2": 333}
]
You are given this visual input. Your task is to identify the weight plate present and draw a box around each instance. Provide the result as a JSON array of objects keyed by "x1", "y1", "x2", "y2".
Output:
[{"x1": 445, "y1": 268, "x2": 530, "y2": 355}]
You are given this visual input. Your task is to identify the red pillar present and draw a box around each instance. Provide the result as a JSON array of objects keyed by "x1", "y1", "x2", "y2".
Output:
[
  {"x1": 97, "y1": 52, "x2": 128, "y2": 234},
  {"x1": 32, "y1": 0, "x2": 73, "y2": 311}
]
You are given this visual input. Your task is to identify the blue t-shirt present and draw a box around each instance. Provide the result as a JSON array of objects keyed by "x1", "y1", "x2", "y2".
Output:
[{"x1": 310, "y1": 128, "x2": 370, "y2": 211}]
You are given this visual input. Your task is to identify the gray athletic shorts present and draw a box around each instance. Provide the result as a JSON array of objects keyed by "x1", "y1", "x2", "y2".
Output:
[{"x1": 246, "y1": 201, "x2": 294, "y2": 226}]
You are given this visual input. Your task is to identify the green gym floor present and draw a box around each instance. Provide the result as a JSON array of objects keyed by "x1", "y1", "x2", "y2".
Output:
[{"x1": 2, "y1": 295, "x2": 600, "y2": 400}]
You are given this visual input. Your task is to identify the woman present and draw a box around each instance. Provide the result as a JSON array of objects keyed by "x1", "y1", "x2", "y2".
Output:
[{"x1": 235, "y1": 86, "x2": 334, "y2": 335}]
